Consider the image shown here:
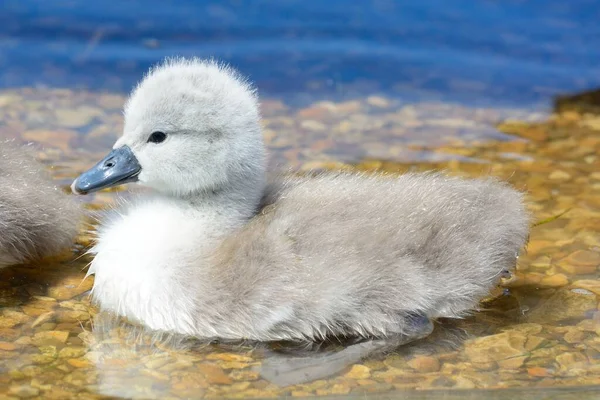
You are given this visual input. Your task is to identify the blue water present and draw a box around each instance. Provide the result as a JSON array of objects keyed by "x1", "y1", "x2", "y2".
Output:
[{"x1": 1, "y1": 0, "x2": 599, "y2": 107}]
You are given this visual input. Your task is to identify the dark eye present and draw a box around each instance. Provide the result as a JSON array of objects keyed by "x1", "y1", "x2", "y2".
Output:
[{"x1": 148, "y1": 131, "x2": 167, "y2": 144}]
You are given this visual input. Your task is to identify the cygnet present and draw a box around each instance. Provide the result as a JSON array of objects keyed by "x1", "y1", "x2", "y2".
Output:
[
  {"x1": 1, "y1": 140, "x2": 81, "y2": 267},
  {"x1": 72, "y1": 58, "x2": 529, "y2": 342}
]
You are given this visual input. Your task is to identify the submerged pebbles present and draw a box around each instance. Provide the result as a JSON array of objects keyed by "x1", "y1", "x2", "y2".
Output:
[{"x1": 1, "y1": 88, "x2": 600, "y2": 398}]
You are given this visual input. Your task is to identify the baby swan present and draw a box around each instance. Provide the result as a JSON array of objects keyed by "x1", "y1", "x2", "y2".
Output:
[
  {"x1": 1, "y1": 141, "x2": 81, "y2": 267},
  {"x1": 72, "y1": 58, "x2": 529, "y2": 342}
]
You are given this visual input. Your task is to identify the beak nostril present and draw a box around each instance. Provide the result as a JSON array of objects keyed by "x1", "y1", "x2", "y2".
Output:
[{"x1": 104, "y1": 160, "x2": 115, "y2": 168}]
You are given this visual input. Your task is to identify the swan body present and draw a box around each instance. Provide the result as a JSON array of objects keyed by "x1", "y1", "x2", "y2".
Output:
[
  {"x1": 73, "y1": 58, "x2": 529, "y2": 342},
  {"x1": 0, "y1": 141, "x2": 81, "y2": 267}
]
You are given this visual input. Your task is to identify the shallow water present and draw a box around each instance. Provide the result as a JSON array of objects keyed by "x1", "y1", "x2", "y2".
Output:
[
  {"x1": 1, "y1": 92, "x2": 600, "y2": 398},
  {"x1": 2, "y1": 0, "x2": 600, "y2": 106},
  {"x1": 2, "y1": 1, "x2": 600, "y2": 399}
]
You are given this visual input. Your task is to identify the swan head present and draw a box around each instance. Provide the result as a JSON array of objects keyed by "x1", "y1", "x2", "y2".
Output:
[{"x1": 72, "y1": 58, "x2": 266, "y2": 198}]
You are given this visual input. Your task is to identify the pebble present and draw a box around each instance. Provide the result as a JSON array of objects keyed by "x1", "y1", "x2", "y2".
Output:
[
  {"x1": 315, "y1": 384, "x2": 351, "y2": 396},
  {"x1": 497, "y1": 356, "x2": 528, "y2": 369},
  {"x1": 549, "y1": 170, "x2": 572, "y2": 180},
  {"x1": 526, "y1": 288, "x2": 597, "y2": 323},
  {"x1": 562, "y1": 250, "x2": 600, "y2": 266},
  {"x1": 563, "y1": 329, "x2": 586, "y2": 344},
  {"x1": 197, "y1": 364, "x2": 233, "y2": 385},
  {"x1": 530, "y1": 255, "x2": 552, "y2": 269},
  {"x1": 300, "y1": 120, "x2": 326, "y2": 131},
  {"x1": 31, "y1": 311, "x2": 56, "y2": 328},
  {"x1": 205, "y1": 353, "x2": 254, "y2": 363},
  {"x1": 366, "y1": 96, "x2": 390, "y2": 108},
  {"x1": 9, "y1": 384, "x2": 40, "y2": 398},
  {"x1": 2, "y1": 90, "x2": 600, "y2": 397},
  {"x1": 344, "y1": 364, "x2": 371, "y2": 379},
  {"x1": 58, "y1": 347, "x2": 87, "y2": 358},
  {"x1": 528, "y1": 367, "x2": 552, "y2": 377},
  {"x1": 0, "y1": 341, "x2": 18, "y2": 351},
  {"x1": 31, "y1": 331, "x2": 69, "y2": 346},
  {"x1": 46, "y1": 276, "x2": 94, "y2": 300},
  {"x1": 407, "y1": 356, "x2": 441, "y2": 373},
  {"x1": 464, "y1": 332, "x2": 527, "y2": 363},
  {"x1": 541, "y1": 273, "x2": 569, "y2": 287},
  {"x1": 556, "y1": 352, "x2": 588, "y2": 369}
]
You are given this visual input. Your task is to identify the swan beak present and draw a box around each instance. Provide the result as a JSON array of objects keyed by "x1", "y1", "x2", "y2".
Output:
[{"x1": 71, "y1": 146, "x2": 141, "y2": 195}]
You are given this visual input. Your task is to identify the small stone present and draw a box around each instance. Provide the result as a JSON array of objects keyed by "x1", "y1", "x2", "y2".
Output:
[
  {"x1": 560, "y1": 264, "x2": 597, "y2": 275},
  {"x1": 528, "y1": 367, "x2": 551, "y2": 377},
  {"x1": 300, "y1": 120, "x2": 326, "y2": 131},
  {"x1": 1, "y1": 309, "x2": 30, "y2": 327},
  {"x1": 67, "y1": 358, "x2": 91, "y2": 368},
  {"x1": 37, "y1": 322, "x2": 57, "y2": 331},
  {"x1": 0, "y1": 341, "x2": 18, "y2": 351},
  {"x1": 9, "y1": 370, "x2": 26, "y2": 379},
  {"x1": 316, "y1": 384, "x2": 351, "y2": 396},
  {"x1": 530, "y1": 256, "x2": 552, "y2": 269},
  {"x1": 497, "y1": 355, "x2": 528, "y2": 369},
  {"x1": 229, "y1": 369, "x2": 260, "y2": 381},
  {"x1": 21, "y1": 366, "x2": 43, "y2": 377},
  {"x1": 454, "y1": 376, "x2": 476, "y2": 389},
  {"x1": 31, "y1": 311, "x2": 56, "y2": 328},
  {"x1": 344, "y1": 364, "x2": 371, "y2": 379},
  {"x1": 58, "y1": 300, "x2": 89, "y2": 311},
  {"x1": 32, "y1": 354, "x2": 56, "y2": 365},
  {"x1": 527, "y1": 287, "x2": 597, "y2": 323},
  {"x1": 9, "y1": 384, "x2": 39, "y2": 398},
  {"x1": 541, "y1": 274, "x2": 569, "y2": 287},
  {"x1": 571, "y1": 280, "x2": 600, "y2": 296},
  {"x1": 58, "y1": 347, "x2": 86, "y2": 358},
  {"x1": 556, "y1": 352, "x2": 588, "y2": 369},
  {"x1": 524, "y1": 335, "x2": 547, "y2": 351},
  {"x1": 527, "y1": 240, "x2": 555, "y2": 254},
  {"x1": 464, "y1": 332, "x2": 527, "y2": 363},
  {"x1": 407, "y1": 355, "x2": 441, "y2": 372},
  {"x1": 563, "y1": 329, "x2": 585, "y2": 344},
  {"x1": 197, "y1": 364, "x2": 233, "y2": 384},
  {"x1": 559, "y1": 250, "x2": 600, "y2": 275},
  {"x1": 56, "y1": 309, "x2": 91, "y2": 322},
  {"x1": 220, "y1": 361, "x2": 252, "y2": 369},
  {"x1": 472, "y1": 361, "x2": 497, "y2": 371},
  {"x1": 576, "y1": 318, "x2": 600, "y2": 332},
  {"x1": 31, "y1": 331, "x2": 69, "y2": 346},
  {"x1": 549, "y1": 170, "x2": 571, "y2": 180},
  {"x1": 335, "y1": 100, "x2": 361, "y2": 113},
  {"x1": 366, "y1": 96, "x2": 390, "y2": 108},
  {"x1": 205, "y1": 353, "x2": 254, "y2": 362},
  {"x1": 297, "y1": 106, "x2": 329, "y2": 119},
  {"x1": 47, "y1": 275, "x2": 94, "y2": 300}
]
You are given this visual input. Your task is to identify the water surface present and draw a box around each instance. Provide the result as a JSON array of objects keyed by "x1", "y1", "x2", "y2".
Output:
[{"x1": 1, "y1": 1, "x2": 600, "y2": 399}]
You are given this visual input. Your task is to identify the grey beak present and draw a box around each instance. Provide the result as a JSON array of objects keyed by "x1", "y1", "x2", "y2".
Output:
[{"x1": 71, "y1": 146, "x2": 141, "y2": 195}]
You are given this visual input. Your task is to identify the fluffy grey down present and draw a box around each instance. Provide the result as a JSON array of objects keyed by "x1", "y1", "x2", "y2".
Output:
[
  {"x1": 0, "y1": 141, "x2": 81, "y2": 267},
  {"x1": 205, "y1": 171, "x2": 529, "y2": 340},
  {"x1": 74, "y1": 58, "x2": 530, "y2": 342}
]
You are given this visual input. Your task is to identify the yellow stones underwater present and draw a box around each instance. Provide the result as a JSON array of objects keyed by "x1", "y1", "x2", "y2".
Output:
[{"x1": 1, "y1": 90, "x2": 600, "y2": 398}]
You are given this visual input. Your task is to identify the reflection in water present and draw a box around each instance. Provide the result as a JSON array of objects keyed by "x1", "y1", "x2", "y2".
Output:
[
  {"x1": 87, "y1": 311, "x2": 434, "y2": 390},
  {"x1": 84, "y1": 291, "x2": 525, "y2": 396},
  {"x1": 257, "y1": 313, "x2": 434, "y2": 386}
]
